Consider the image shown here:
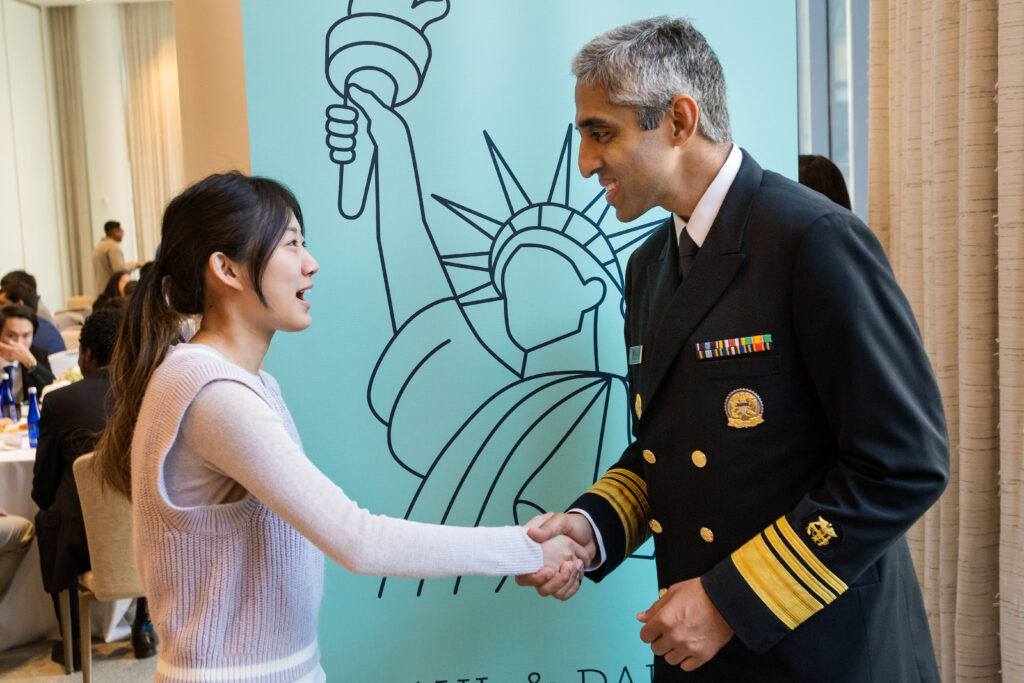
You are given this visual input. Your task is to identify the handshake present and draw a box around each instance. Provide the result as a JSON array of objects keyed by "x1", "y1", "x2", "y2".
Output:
[{"x1": 520, "y1": 512, "x2": 598, "y2": 601}]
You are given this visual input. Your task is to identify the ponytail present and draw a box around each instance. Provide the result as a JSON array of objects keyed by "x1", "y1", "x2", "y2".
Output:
[{"x1": 94, "y1": 263, "x2": 186, "y2": 499}]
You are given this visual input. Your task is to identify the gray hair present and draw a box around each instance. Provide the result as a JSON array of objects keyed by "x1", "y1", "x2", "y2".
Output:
[{"x1": 572, "y1": 16, "x2": 731, "y2": 143}]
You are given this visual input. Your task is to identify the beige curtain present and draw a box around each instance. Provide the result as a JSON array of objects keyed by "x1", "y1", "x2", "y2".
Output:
[
  {"x1": 49, "y1": 7, "x2": 92, "y2": 298},
  {"x1": 119, "y1": 2, "x2": 184, "y2": 262},
  {"x1": 869, "y1": 0, "x2": 1024, "y2": 680}
]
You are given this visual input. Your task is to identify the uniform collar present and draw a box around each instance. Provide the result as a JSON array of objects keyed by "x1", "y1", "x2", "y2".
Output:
[{"x1": 672, "y1": 143, "x2": 742, "y2": 248}]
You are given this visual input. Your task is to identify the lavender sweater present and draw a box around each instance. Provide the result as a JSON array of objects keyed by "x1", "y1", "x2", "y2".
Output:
[{"x1": 131, "y1": 345, "x2": 543, "y2": 682}]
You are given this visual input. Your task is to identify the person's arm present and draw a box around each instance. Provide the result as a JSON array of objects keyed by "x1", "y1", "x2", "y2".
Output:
[
  {"x1": 699, "y1": 213, "x2": 950, "y2": 655},
  {"x1": 179, "y1": 381, "x2": 587, "y2": 578},
  {"x1": 25, "y1": 347, "x2": 54, "y2": 389}
]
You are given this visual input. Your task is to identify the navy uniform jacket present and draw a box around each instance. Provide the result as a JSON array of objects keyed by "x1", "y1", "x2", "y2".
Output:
[{"x1": 572, "y1": 152, "x2": 949, "y2": 681}]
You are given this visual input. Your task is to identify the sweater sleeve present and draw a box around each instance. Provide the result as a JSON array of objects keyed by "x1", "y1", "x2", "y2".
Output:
[{"x1": 175, "y1": 380, "x2": 544, "y2": 579}]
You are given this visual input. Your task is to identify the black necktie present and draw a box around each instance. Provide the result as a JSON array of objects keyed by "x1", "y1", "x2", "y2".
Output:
[{"x1": 677, "y1": 227, "x2": 699, "y2": 281}]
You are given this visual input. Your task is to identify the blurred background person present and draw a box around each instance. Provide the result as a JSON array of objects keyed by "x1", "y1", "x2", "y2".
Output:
[
  {"x1": 798, "y1": 154, "x2": 852, "y2": 210},
  {"x1": 91, "y1": 220, "x2": 139, "y2": 293},
  {"x1": 1, "y1": 271, "x2": 56, "y2": 328},
  {"x1": 0, "y1": 304, "x2": 55, "y2": 402},
  {"x1": 32, "y1": 308, "x2": 156, "y2": 667},
  {"x1": 0, "y1": 281, "x2": 65, "y2": 355},
  {"x1": 93, "y1": 270, "x2": 131, "y2": 310}
]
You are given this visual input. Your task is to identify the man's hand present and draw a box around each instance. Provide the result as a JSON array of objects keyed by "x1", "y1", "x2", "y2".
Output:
[
  {"x1": 637, "y1": 577, "x2": 733, "y2": 671},
  {"x1": 0, "y1": 340, "x2": 34, "y2": 366},
  {"x1": 515, "y1": 512, "x2": 597, "y2": 600}
]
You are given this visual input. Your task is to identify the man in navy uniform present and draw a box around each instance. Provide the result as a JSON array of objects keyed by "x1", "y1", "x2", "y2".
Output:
[{"x1": 517, "y1": 16, "x2": 949, "y2": 681}]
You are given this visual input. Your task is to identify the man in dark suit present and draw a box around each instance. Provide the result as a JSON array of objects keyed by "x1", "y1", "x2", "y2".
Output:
[
  {"x1": 31, "y1": 308, "x2": 156, "y2": 667},
  {"x1": 0, "y1": 304, "x2": 55, "y2": 403},
  {"x1": 517, "y1": 17, "x2": 949, "y2": 681}
]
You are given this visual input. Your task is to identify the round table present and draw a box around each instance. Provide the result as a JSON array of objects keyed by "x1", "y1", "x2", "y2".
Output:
[
  {"x1": 0, "y1": 445, "x2": 134, "y2": 652},
  {"x1": 0, "y1": 444, "x2": 55, "y2": 651}
]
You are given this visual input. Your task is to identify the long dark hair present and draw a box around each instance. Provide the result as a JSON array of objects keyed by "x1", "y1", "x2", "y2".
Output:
[
  {"x1": 95, "y1": 172, "x2": 303, "y2": 498},
  {"x1": 798, "y1": 154, "x2": 852, "y2": 210}
]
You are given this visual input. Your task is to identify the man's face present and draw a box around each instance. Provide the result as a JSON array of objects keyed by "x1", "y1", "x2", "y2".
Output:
[
  {"x1": 1, "y1": 318, "x2": 33, "y2": 348},
  {"x1": 109, "y1": 227, "x2": 124, "y2": 242},
  {"x1": 574, "y1": 82, "x2": 680, "y2": 222}
]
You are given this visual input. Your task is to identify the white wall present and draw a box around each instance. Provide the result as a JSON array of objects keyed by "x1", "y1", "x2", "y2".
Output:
[
  {"x1": 0, "y1": 0, "x2": 69, "y2": 308},
  {"x1": 76, "y1": 3, "x2": 137, "y2": 290}
]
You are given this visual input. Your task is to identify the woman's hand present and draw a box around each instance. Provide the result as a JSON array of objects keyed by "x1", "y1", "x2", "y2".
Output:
[{"x1": 538, "y1": 532, "x2": 591, "y2": 601}]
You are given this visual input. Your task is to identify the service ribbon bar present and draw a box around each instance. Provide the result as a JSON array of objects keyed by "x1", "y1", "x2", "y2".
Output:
[{"x1": 696, "y1": 334, "x2": 773, "y2": 359}]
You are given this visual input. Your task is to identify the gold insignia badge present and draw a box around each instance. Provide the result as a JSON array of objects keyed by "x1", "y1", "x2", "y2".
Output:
[
  {"x1": 724, "y1": 388, "x2": 764, "y2": 428},
  {"x1": 635, "y1": 393, "x2": 642, "y2": 419},
  {"x1": 806, "y1": 516, "x2": 838, "y2": 547}
]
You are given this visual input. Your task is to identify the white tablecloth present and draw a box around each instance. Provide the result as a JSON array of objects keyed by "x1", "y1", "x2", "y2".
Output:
[{"x1": 0, "y1": 446, "x2": 133, "y2": 652}]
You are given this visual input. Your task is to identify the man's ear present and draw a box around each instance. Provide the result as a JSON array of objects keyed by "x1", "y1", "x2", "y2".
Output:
[
  {"x1": 667, "y1": 93, "x2": 700, "y2": 147},
  {"x1": 207, "y1": 252, "x2": 246, "y2": 293}
]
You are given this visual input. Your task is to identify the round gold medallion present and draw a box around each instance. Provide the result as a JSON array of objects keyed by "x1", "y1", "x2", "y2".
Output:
[{"x1": 724, "y1": 388, "x2": 764, "y2": 428}]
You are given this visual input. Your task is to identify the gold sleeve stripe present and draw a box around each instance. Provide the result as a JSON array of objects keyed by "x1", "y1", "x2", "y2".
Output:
[
  {"x1": 776, "y1": 517, "x2": 848, "y2": 594},
  {"x1": 763, "y1": 525, "x2": 836, "y2": 603},
  {"x1": 731, "y1": 534, "x2": 823, "y2": 630},
  {"x1": 586, "y1": 468, "x2": 650, "y2": 554}
]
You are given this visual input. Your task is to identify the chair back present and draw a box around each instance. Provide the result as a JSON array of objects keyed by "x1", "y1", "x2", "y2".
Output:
[
  {"x1": 72, "y1": 452, "x2": 145, "y2": 602},
  {"x1": 65, "y1": 295, "x2": 95, "y2": 311},
  {"x1": 60, "y1": 327, "x2": 81, "y2": 351}
]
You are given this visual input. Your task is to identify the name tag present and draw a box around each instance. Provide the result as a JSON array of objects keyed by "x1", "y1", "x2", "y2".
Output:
[{"x1": 628, "y1": 345, "x2": 643, "y2": 365}]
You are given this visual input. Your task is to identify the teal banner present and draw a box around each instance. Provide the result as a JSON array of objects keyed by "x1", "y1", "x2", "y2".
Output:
[{"x1": 241, "y1": 2, "x2": 796, "y2": 680}]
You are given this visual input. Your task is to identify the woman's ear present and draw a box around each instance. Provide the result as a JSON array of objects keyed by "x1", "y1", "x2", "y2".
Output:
[{"x1": 207, "y1": 252, "x2": 246, "y2": 293}]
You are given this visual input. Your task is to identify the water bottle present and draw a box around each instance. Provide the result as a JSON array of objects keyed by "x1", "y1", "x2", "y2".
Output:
[
  {"x1": 27, "y1": 387, "x2": 39, "y2": 447},
  {"x1": 0, "y1": 372, "x2": 16, "y2": 421}
]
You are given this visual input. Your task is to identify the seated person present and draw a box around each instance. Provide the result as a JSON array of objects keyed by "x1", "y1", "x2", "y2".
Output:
[
  {"x1": 0, "y1": 506, "x2": 34, "y2": 603},
  {"x1": 0, "y1": 282, "x2": 65, "y2": 355},
  {"x1": 1, "y1": 270, "x2": 56, "y2": 327},
  {"x1": 0, "y1": 304, "x2": 55, "y2": 403},
  {"x1": 92, "y1": 270, "x2": 131, "y2": 310},
  {"x1": 31, "y1": 308, "x2": 156, "y2": 667},
  {"x1": 798, "y1": 154, "x2": 852, "y2": 210}
]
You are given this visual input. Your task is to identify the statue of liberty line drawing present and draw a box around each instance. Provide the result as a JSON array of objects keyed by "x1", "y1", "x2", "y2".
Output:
[{"x1": 325, "y1": 0, "x2": 658, "y2": 597}]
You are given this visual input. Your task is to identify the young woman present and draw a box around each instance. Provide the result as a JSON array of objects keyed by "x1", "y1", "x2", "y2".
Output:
[{"x1": 94, "y1": 172, "x2": 586, "y2": 682}]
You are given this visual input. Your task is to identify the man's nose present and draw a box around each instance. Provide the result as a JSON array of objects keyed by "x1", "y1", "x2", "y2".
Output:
[{"x1": 577, "y1": 144, "x2": 600, "y2": 178}]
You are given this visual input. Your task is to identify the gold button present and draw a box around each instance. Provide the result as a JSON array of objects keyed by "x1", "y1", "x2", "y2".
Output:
[
  {"x1": 649, "y1": 519, "x2": 662, "y2": 534},
  {"x1": 643, "y1": 449, "x2": 656, "y2": 464},
  {"x1": 700, "y1": 527, "x2": 715, "y2": 543},
  {"x1": 691, "y1": 450, "x2": 707, "y2": 468},
  {"x1": 635, "y1": 394, "x2": 642, "y2": 419},
  {"x1": 658, "y1": 588, "x2": 668, "y2": 598}
]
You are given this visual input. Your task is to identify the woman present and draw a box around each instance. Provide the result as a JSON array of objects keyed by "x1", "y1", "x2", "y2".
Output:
[
  {"x1": 93, "y1": 270, "x2": 131, "y2": 309},
  {"x1": 93, "y1": 172, "x2": 586, "y2": 682}
]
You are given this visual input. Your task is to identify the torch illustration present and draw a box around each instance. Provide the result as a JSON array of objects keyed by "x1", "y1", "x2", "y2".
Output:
[{"x1": 325, "y1": 0, "x2": 450, "y2": 219}]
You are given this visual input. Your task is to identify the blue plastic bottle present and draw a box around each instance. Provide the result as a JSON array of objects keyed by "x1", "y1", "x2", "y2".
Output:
[
  {"x1": 0, "y1": 373, "x2": 16, "y2": 421},
  {"x1": 27, "y1": 387, "x2": 40, "y2": 447}
]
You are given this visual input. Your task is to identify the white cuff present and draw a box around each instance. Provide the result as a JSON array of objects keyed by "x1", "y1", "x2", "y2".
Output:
[{"x1": 568, "y1": 508, "x2": 606, "y2": 572}]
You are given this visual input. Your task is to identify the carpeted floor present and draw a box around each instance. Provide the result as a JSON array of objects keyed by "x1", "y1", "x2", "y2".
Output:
[{"x1": 0, "y1": 638, "x2": 157, "y2": 681}]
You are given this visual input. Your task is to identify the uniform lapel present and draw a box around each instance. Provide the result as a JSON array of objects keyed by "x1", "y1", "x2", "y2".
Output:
[{"x1": 643, "y1": 151, "x2": 764, "y2": 410}]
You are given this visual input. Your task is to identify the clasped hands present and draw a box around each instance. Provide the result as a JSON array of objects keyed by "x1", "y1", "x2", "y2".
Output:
[{"x1": 519, "y1": 512, "x2": 733, "y2": 672}]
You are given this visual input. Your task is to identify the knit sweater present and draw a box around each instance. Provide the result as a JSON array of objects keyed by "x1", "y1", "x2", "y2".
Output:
[{"x1": 132, "y1": 345, "x2": 544, "y2": 682}]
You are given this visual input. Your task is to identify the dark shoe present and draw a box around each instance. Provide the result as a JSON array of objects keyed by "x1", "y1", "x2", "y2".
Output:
[
  {"x1": 131, "y1": 623, "x2": 158, "y2": 659},
  {"x1": 49, "y1": 639, "x2": 82, "y2": 671}
]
